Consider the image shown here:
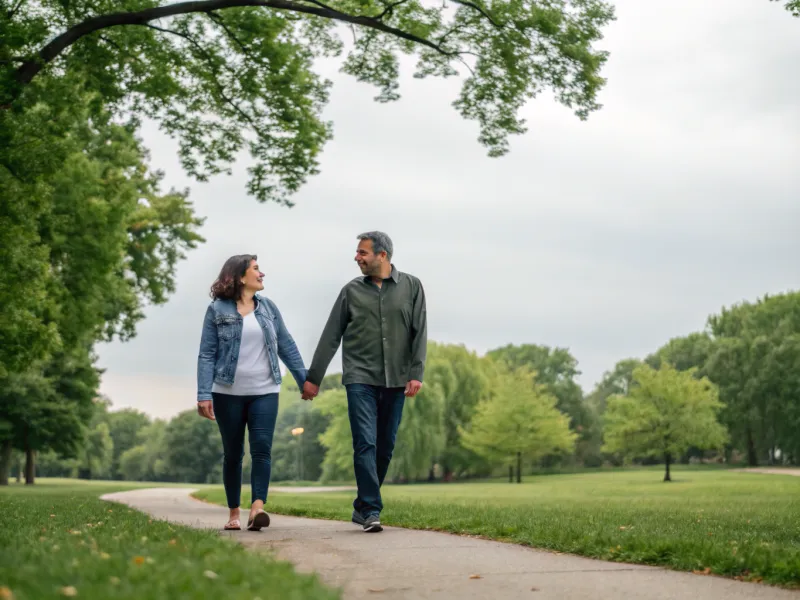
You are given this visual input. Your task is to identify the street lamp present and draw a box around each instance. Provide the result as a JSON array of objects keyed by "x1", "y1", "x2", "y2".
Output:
[{"x1": 291, "y1": 427, "x2": 305, "y2": 482}]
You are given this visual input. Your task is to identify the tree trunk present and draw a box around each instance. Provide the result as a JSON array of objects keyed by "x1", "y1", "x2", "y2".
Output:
[
  {"x1": 746, "y1": 428, "x2": 758, "y2": 467},
  {"x1": 25, "y1": 447, "x2": 35, "y2": 485},
  {"x1": 516, "y1": 452, "x2": 522, "y2": 483},
  {"x1": 663, "y1": 452, "x2": 672, "y2": 482},
  {"x1": 0, "y1": 440, "x2": 11, "y2": 485}
]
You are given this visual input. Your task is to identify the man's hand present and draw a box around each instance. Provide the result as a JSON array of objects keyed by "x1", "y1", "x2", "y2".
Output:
[
  {"x1": 405, "y1": 380, "x2": 423, "y2": 397},
  {"x1": 197, "y1": 400, "x2": 215, "y2": 420},
  {"x1": 302, "y1": 381, "x2": 320, "y2": 401}
]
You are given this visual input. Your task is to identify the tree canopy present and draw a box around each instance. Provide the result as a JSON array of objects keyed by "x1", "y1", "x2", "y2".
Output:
[
  {"x1": 459, "y1": 366, "x2": 576, "y2": 481},
  {"x1": 603, "y1": 363, "x2": 728, "y2": 481},
  {"x1": 2, "y1": 0, "x2": 616, "y2": 204}
]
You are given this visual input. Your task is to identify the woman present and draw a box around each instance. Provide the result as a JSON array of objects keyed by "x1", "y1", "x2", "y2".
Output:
[{"x1": 197, "y1": 254, "x2": 307, "y2": 531}]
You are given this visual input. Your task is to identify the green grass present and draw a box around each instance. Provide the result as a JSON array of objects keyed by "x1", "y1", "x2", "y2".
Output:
[
  {"x1": 195, "y1": 468, "x2": 800, "y2": 588},
  {"x1": 0, "y1": 481, "x2": 338, "y2": 600}
]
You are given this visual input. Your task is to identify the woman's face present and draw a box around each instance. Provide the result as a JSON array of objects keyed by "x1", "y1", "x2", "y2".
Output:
[{"x1": 241, "y1": 259, "x2": 265, "y2": 294}]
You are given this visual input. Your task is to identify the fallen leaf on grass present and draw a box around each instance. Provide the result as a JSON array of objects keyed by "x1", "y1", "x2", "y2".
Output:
[
  {"x1": 469, "y1": 574, "x2": 482, "y2": 580},
  {"x1": 204, "y1": 570, "x2": 218, "y2": 580},
  {"x1": 0, "y1": 586, "x2": 13, "y2": 599},
  {"x1": 133, "y1": 556, "x2": 145, "y2": 566},
  {"x1": 50, "y1": 514, "x2": 56, "y2": 518},
  {"x1": 60, "y1": 587, "x2": 78, "y2": 597},
  {"x1": 168, "y1": 539, "x2": 177, "y2": 546},
  {"x1": 618, "y1": 526, "x2": 627, "y2": 531}
]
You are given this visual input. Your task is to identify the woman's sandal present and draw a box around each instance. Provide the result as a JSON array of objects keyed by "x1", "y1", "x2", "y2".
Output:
[
  {"x1": 247, "y1": 510, "x2": 270, "y2": 531},
  {"x1": 223, "y1": 518, "x2": 241, "y2": 531}
]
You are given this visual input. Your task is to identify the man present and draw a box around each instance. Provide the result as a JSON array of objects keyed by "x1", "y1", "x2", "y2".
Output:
[{"x1": 303, "y1": 231, "x2": 427, "y2": 533}]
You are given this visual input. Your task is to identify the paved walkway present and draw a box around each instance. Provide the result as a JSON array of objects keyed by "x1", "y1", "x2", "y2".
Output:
[
  {"x1": 100, "y1": 488, "x2": 798, "y2": 600},
  {"x1": 734, "y1": 468, "x2": 800, "y2": 477}
]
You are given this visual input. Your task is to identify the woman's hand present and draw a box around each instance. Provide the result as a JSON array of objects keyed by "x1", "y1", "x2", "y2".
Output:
[{"x1": 197, "y1": 400, "x2": 216, "y2": 420}]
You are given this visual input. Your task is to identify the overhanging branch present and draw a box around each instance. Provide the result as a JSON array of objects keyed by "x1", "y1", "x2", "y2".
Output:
[{"x1": 12, "y1": 0, "x2": 462, "y2": 91}]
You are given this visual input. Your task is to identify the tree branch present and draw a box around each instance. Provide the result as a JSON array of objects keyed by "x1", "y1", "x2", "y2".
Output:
[
  {"x1": 13, "y1": 0, "x2": 462, "y2": 91},
  {"x1": 7, "y1": 0, "x2": 27, "y2": 20},
  {"x1": 142, "y1": 23, "x2": 263, "y2": 134},
  {"x1": 375, "y1": 0, "x2": 410, "y2": 21},
  {"x1": 450, "y1": 0, "x2": 503, "y2": 29},
  {"x1": 205, "y1": 11, "x2": 249, "y2": 54}
]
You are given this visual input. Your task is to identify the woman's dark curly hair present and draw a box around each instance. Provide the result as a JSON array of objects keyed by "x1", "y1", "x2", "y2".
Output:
[{"x1": 210, "y1": 254, "x2": 257, "y2": 301}]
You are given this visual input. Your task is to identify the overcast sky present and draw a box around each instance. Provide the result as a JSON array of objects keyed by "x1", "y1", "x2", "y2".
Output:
[{"x1": 96, "y1": 0, "x2": 800, "y2": 419}]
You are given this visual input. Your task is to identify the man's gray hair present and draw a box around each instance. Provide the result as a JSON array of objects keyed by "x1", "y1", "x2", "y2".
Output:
[{"x1": 357, "y1": 231, "x2": 393, "y2": 261}]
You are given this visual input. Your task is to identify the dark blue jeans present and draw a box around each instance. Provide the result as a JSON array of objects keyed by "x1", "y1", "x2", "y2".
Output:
[
  {"x1": 346, "y1": 384, "x2": 406, "y2": 517},
  {"x1": 212, "y1": 392, "x2": 278, "y2": 508}
]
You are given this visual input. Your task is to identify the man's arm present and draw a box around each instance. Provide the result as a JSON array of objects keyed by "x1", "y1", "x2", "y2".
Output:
[
  {"x1": 408, "y1": 279, "x2": 427, "y2": 383},
  {"x1": 306, "y1": 288, "x2": 349, "y2": 387}
]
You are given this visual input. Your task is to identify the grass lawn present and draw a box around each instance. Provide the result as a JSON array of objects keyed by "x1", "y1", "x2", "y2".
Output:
[
  {"x1": 195, "y1": 467, "x2": 800, "y2": 588},
  {"x1": 0, "y1": 480, "x2": 338, "y2": 600}
]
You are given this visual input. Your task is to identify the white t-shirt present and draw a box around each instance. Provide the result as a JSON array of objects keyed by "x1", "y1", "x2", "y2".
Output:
[{"x1": 212, "y1": 312, "x2": 280, "y2": 396}]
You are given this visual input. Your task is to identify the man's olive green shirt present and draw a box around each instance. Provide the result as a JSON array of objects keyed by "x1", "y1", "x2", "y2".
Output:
[{"x1": 307, "y1": 266, "x2": 427, "y2": 388}]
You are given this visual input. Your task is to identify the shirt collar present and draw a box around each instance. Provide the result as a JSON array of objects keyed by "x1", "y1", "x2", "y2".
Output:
[{"x1": 363, "y1": 264, "x2": 399, "y2": 283}]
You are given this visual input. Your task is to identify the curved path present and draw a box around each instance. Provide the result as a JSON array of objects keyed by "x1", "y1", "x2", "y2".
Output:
[{"x1": 100, "y1": 488, "x2": 798, "y2": 600}]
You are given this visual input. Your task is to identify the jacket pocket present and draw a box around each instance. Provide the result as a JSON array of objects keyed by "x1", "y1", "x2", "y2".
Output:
[{"x1": 214, "y1": 314, "x2": 238, "y2": 340}]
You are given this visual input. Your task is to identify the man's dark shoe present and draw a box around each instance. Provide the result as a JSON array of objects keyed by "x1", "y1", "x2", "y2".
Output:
[
  {"x1": 351, "y1": 510, "x2": 366, "y2": 526},
  {"x1": 363, "y1": 514, "x2": 383, "y2": 533}
]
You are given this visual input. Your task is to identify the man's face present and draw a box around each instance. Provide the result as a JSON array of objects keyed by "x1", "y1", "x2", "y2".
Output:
[{"x1": 355, "y1": 239, "x2": 384, "y2": 276}]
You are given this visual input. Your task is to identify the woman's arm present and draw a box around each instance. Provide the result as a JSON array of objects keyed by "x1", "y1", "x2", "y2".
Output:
[
  {"x1": 271, "y1": 300, "x2": 308, "y2": 387},
  {"x1": 197, "y1": 303, "x2": 218, "y2": 401}
]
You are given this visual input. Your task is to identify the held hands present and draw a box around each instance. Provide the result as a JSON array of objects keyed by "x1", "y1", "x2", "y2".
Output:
[
  {"x1": 302, "y1": 381, "x2": 320, "y2": 401},
  {"x1": 405, "y1": 380, "x2": 423, "y2": 397},
  {"x1": 197, "y1": 400, "x2": 215, "y2": 420}
]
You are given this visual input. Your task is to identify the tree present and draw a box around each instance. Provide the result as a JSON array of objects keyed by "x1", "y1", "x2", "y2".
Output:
[
  {"x1": 603, "y1": 363, "x2": 728, "y2": 482},
  {"x1": 0, "y1": 96, "x2": 203, "y2": 476},
  {"x1": 586, "y1": 358, "x2": 640, "y2": 415},
  {"x1": 646, "y1": 333, "x2": 714, "y2": 375},
  {"x1": 431, "y1": 343, "x2": 494, "y2": 479},
  {"x1": 271, "y1": 396, "x2": 331, "y2": 481},
  {"x1": 104, "y1": 409, "x2": 152, "y2": 478},
  {"x1": 0, "y1": 351, "x2": 97, "y2": 485},
  {"x1": 459, "y1": 367, "x2": 576, "y2": 482},
  {"x1": 705, "y1": 292, "x2": 800, "y2": 466},
  {"x1": 161, "y1": 410, "x2": 222, "y2": 483},
  {"x1": 487, "y1": 344, "x2": 594, "y2": 465},
  {"x1": 3, "y1": 1, "x2": 615, "y2": 204},
  {"x1": 776, "y1": 0, "x2": 800, "y2": 17},
  {"x1": 118, "y1": 420, "x2": 169, "y2": 481},
  {"x1": 388, "y1": 376, "x2": 446, "y2": 482},
  {"x1": 316, "y1": 389, "x2": 353, "y2": 482},
  {"x1": 78, "y1": 422, "x2": 114, "y2": 479}
]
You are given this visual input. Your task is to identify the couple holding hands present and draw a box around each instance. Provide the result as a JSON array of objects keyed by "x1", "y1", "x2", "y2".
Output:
[{"x1": 196, "y1": 232, "x2": 427, "y2": 533}]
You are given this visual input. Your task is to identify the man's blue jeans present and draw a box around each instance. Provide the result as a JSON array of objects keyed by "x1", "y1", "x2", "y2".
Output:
[
  {"x1": 346, "y1": 384, "x2": 406, "y2": 517},
  {"x1": 212, "y1": 392, "x2": 278, "y2": 508}
]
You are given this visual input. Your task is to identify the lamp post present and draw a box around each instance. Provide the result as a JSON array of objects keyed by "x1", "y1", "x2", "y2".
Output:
[{"x1": 291, "y1": 427, "x2": 304, "y2": 482}]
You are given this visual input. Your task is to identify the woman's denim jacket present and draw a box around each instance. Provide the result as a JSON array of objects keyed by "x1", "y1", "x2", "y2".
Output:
[{"x1": 197, "y1": 295, "x2": 307, "y2": 401}]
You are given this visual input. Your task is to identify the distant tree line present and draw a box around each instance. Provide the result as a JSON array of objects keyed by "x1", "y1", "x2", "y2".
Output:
[{"x1": 11, "y1": 290, "x2": 797, "y2": 486}]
